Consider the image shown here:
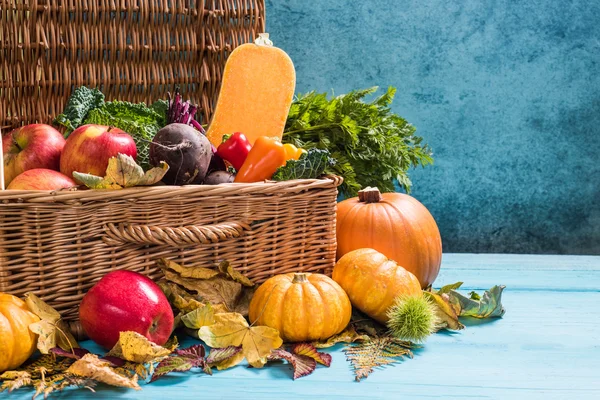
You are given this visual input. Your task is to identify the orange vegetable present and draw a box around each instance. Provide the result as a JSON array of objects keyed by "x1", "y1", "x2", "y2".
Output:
[
  {"x1": 206, "y1": 33, "x2": 296, "y2": 147},
  {"x1": 248, "y1": 272, "x2": 352, "y2": 342},
  {"x1": 332, "y1": 248, "x2": 422, "y2": 324},
  {"x1": 0, "y1": 293, "x2": 40, "y2": 372},
  {"x1": 234, "y1": 136, "x2": 286, "y2": 183},
  {"x1": 336, "y1": 187, "x2": 442, "y2": 288},
  {"x1": 283, "y1": 143, "x2": 306, "y2": 161}
]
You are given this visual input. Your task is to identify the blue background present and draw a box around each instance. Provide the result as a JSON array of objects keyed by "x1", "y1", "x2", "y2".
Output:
[{"x1": 266, "y1": 0, "x2": 600, "y2": 254}]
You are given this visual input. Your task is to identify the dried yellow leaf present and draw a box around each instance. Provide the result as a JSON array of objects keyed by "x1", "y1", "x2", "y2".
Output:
[
  {"x1": 197, "y1": 313, "x2": 282, "y2": 368},
  {"x1": 66, "y1": 354, "x2": 140, "y2": 390},
  {"x1": 105, "y1": 331, "x2": 172, "y2": 364}
]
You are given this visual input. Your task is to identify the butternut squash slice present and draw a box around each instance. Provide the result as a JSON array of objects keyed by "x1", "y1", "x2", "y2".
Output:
[{"x1": 206, "y1": 33, "x2": 296, "y2": 147}]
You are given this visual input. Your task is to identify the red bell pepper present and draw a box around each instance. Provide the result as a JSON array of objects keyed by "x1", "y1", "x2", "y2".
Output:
[{"x1": 216, "y1": 132, "x2": 252, "y2": 171}]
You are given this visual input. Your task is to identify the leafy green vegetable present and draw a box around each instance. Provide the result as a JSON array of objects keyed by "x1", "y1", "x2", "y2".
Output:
[
  {"x1": 283, "y1": 87, "x2": 433, "y2": 197},
  {"x1": 84, "y1": 101, "x2": 165, "y2": 170},
  {"x1": 54, "y1": 86, "x2": 105, "y2": 134},
  {"x1": 272, "y1": 149, "x2": 334, "y2": 181}
]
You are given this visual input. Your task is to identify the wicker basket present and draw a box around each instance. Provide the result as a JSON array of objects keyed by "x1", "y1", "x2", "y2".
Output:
[
  {"x1": 0, "y1": 178, "x2": 341, "y2": 323},
  {"x1": 0, "y1": 0, "x2": 343, "y2": 325},
  {"x1": 1, "y1": 0, "x2": 265, "y2": 129}
]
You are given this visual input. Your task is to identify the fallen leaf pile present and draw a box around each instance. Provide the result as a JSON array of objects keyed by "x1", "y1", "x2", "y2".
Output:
[
  {"x1": 0, "y1": 328, "x2": 177, "y2": 398},
  {"x1": 158, "y1": 259, "x2": 255, "y2": 318}
]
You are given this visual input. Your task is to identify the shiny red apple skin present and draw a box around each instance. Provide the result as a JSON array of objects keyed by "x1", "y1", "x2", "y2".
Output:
[
  {"x1": 2, "y1": 124, "x2": 66, "y2": 186},
  {"x1": 60, "y1": 124, "x2": 137, "y2": 183},
  {"x1": 7, "y1": 169, "x2": 76, "y2": 190},
  {"x1": 79, "y1": 270, "x2": 174, "y2": 349}
]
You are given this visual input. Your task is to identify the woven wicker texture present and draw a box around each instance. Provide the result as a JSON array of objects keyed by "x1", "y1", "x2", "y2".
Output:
[
  {"x1": 0, "y1": 0, "x2": 265, "y2": 130},
  {"x1": 0, "y1": 177, "x2": 342, "y2": 321}
]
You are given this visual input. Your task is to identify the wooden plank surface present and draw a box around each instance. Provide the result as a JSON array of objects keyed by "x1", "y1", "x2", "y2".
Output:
[{"x1": 6, "y1": 254, "x2": 600, "y2": 399}]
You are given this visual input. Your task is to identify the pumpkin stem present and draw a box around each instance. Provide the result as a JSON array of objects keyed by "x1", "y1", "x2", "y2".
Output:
[
  {"x1": 292, "y1": 273, "x2": 309, "y2": 283},
  {"x1": 358, "y1": 187, "x2": 383, "y2": 203}
]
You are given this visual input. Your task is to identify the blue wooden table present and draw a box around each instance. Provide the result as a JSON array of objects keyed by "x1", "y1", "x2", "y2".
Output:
[{"x1": 7, "y1": 254, "x2": 600, "y2": 399}]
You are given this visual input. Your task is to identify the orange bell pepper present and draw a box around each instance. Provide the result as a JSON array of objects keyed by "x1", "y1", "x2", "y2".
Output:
[
  {"x1": 234, "y1": 136, "x2": 287, "y2": 183},
  {"x1": 283, "y1": 143, "x2": 306, "y2": 161}
]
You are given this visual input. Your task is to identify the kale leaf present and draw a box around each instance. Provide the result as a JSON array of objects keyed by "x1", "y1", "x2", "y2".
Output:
[
  {"x1": 53, "y1": 86, "x2": 105, "y2": 134},
  {"x1": 272, "y1": 149, "x2": 334, "y2": 181},
  {"x1": 84, "y1": 101, "x2": 165, "y2": 170}
]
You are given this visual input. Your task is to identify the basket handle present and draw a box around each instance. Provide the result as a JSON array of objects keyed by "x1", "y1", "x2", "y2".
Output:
[{"x1": 103, "y1": 221, "x2": 251, "y2": 247}]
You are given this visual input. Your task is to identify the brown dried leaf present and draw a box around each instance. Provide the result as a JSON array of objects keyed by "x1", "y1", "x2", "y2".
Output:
[
  {"x1": 218, "y1": 261, "x2": 255, "y2": 287},
  {"x1": 66, "y1": 354, "x2": 140, "y2": 390},
  {"x1": 311, "y1": 326, "x2": 370, "y2": 348},
  {"x1": 163, "y1": 269, "x2": 243, "y2": 311},
  {"x1": 159, "y1": 258, "x2": 220, "y2": 280},
  {"x1": 105, "y1": 331, "x2": 171, "y2": 364},
  {"x1": 158, "y1": 281, "x2": 206, "y2": 314}
]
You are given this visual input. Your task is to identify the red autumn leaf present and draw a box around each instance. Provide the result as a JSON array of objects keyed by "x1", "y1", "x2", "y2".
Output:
[
  {"x1": 150, "y1": 344, "x2": 208, "y2": 383},
  {"x1": 267, "y1": 348, "x2": 316, "y2": 380},
  {"x1": 291, "y1": 343, "x2": 332, "y2": 367},
  {"x1": 206, "y1": 346, "x2": 243, "y2": 365},
  {"x1": 50, "y1": 347, "x2": 90, "y2": 360}
]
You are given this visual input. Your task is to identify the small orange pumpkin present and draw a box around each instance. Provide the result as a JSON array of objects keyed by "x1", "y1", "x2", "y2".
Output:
[
  {"x1": 0, "y1": 293, "x2": 40, "y2": 372},
  {"x1": 333, "y1": 248, "x2": 422, "y2": 324},
  {"x1": 336, "y1": 187, "x2": 442, "y2": 288},
  {"x1": 248, "y1": 272, "x2": 352, "y2": 342}
]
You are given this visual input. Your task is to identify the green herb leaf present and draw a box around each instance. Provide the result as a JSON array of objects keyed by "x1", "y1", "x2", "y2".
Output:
[
  {"x1": 54, "y1": 87, "x2": 105, "y2": 134},
  {"x1": 272, "y1": 149, "x2": 334, "y2": 181},
  {"x1": 283, "y1": 87, "x2": 433, "y2": 197}
]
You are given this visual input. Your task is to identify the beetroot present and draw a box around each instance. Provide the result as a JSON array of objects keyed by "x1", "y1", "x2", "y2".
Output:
[{"x1": 149, "y1": 123, "x2": 212, "y2": 185}]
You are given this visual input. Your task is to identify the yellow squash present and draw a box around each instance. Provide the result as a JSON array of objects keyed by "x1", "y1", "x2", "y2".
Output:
[
  {"x1": 248, "y1": 273, "x2": 351, "y2": 342},
  {"x1": 206, "y1": 33, "x2": 296, "y2": 147},
  {"x1": 0, "y1": 293, "x2": 39, "y2": 372}
]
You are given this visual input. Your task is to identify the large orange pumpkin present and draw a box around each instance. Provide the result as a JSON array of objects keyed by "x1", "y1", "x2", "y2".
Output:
[
  {"x1": 336, "y1": 187, "x2": 442, "y2": 288},
  {"x1": 0, "y1": 293, "x2": 40, "y2": 372},
  {"x1": 248, "y1": 272, "x2": 352, "y2": 342}
]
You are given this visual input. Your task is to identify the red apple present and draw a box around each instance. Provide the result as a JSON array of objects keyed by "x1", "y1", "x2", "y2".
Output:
[
  {"x1": 7, "y1": 169, "x2": 76, "y2": 190},
  {"x1": 60, "y1": 124, "x2": 137, "y2": 183},
  {"x1": 79, "y1": 270, "x2": 174, "y2": 349},
  {"x1": 2, "y1": 124, "x2": 66, "y2": 186}
]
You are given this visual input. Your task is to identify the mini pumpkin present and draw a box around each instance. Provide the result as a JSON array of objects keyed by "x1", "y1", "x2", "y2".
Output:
[
  {"x1": 333, "y1": 248, "x2": 436, "y2": 342},
  {"x1": 248, "y1": 272, "x2": 352, "y2": 342},
  {"x1": 0, "y1": 293, "x2": 40, "y2": 372},
  {"x1": 336, "y1": 186, "x2": 442, "y2": 288}
]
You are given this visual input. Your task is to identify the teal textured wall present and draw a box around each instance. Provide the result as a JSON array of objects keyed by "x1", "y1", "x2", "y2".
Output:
[{"x1": 266, "y1": 0, "x2": 600, "y2": 254}]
